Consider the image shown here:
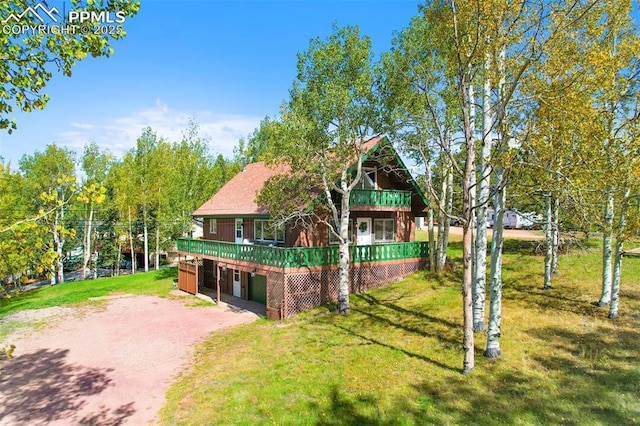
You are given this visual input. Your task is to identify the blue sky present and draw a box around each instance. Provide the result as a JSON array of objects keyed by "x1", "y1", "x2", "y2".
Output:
[{"x1": 0, "y1": 0, "x2": 421, "y2": 166}]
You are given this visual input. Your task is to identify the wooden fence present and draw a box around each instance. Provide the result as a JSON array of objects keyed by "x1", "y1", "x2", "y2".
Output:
[{"x1": 177, "y1": 260, "x2": 203, "y2": 294}]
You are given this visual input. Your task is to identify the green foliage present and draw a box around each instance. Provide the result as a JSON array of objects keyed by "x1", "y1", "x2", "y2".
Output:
[
  {"x1": 0, "y1": 145, "x2": 79, "y2": 290},
  {"x1": 256, "y1": 173, "x2": 319, "y2": 221},
  {"x1": 0, "y1": 118, "x2": 238, "y2": 285},
  {"x1": 0, "y1": 0, "x2": 140, "y2": 132},
  {"x1": 511, "y1": 0, "x2": 640, "y2": 234},
  {"x1": 234, "y1": 116, "x2": 279, "y2": 165},
  {"x1": 257, "y1": 25, "x2": 379, "y2": 223},
  {"x1": 1, "y1": 344, "x2": 16, "y2": 360},
  {"x1": 163, "y1": 120, "x2": 239, "y2": 242}
]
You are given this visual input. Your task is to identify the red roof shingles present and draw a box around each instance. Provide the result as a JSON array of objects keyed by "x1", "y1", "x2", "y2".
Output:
[
  {"x1": 192, "y1": 135, "x2": 385, "y2": 217},
  {"x1": 192, "y1": 162, "x2": 290, "y2": 216}
]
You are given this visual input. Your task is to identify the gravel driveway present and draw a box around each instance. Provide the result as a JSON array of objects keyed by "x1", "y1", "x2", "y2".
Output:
[{"x1": 0, "y1": 292, "x2": 260, "y2": 425}]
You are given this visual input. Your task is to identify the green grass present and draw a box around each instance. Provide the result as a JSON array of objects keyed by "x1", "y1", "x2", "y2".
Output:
[
  {"x1": 161, "y1": 241, "x2": 640, "y2": 425},
  {"x1": 0, "y1": 267, "x2": 178, "y2": 320}
]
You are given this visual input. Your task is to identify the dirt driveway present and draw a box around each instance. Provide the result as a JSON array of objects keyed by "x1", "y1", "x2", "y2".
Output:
[
  {"x1": 447, "y1": 225, "x2": 545, "y2": 240},
  {"x1": 0, "y1": 292, "x2": 261, "y2": 425}
]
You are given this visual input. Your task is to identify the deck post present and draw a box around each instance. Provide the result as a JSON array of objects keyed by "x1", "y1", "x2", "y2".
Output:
[
  {"x1": 195, "y1": 257, "x2": 199, "y2": 294},
  {"x1": 216, "y1": 263, "x2": 221, "y2": 304}
]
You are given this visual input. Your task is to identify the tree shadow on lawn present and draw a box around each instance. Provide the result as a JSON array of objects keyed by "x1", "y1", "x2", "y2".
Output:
[
  {"x1": 0, "y1": 348, "x2": 135, "y2": 425},
  {"x1": 502, "y1": 278, "x2": 604, "y2": 317},
  {"x1": 448, "y1": 239, "x2": 539, "y2": 256},
  {"x1": 501, "y1": 238, "x2": 539, "y2": 255},
  {"x1": 332, "y1": 323, "x2": 457, "y2": 373},
  {"x1": 335, "y1": 292, "x2": 462, "y2": 373},
  {"x1": 309, "y1": 323, "x2": 639, "y2": 425},
  {"x1": 357, "y1": 292, "x2": 459, "y2": 330},
  {"x1": 308, "y1": 367, "x2": 636, "y2": 425}
]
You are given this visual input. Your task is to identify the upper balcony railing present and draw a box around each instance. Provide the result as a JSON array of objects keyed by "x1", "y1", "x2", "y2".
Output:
[
  {"x1": 176, "y1": 238, "x2": 428, "y2": 269},
  {"x1": 349, "y1": 189, "x2": 412, "y2": 208}
]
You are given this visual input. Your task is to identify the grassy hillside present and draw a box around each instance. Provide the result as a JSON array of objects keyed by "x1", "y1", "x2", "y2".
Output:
[{"x1": 162, "y1": 239, "x2": 640, "y2": 425}]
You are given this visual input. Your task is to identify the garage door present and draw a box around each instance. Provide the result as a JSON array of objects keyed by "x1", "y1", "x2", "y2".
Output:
[{"x1": 248, "y1": 274, "x2": 267, "y2": 305}]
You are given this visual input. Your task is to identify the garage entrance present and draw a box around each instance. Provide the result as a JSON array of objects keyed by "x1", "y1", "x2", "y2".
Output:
[{"x1": 248, "y1": 273, "x2": 267, "y2": 305}]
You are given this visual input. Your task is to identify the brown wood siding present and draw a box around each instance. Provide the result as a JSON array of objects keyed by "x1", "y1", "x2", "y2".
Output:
[
  {"x1": 203, "y1": 218, "x2": 257, "y2": 242},
  {"x1": 362, "y1": 159, "x2": 412, "y2": 191},
  {"x1": 375, "y1": 169, "x2": 394, "y2": 190},
  {"x1": 396, "y1": 211, "x2": 415, "y2": 242},
  {"x1": 204, "y1": 218, "x2": 235, "y2": 242},
  {"x1": 287, "y1": 223, "x2": 330, "y2": 247},
  {"x1": 219, "y1": 267, "x2": 232, "y2": 294},
  {"x1": 353, "y1": 211, "x2": 415, "y2": 243},
  {"x1": 243, "y1": 219, "x2": 255, "y2": 241},
  {"x1": 203, "y1": 259, "x2": 216, "y2": 288},
  {"x1": 285, "y1": 210, "x2": 416, "y2": 247},
  {"x1": 241, "y1": 271, "x2": 248, "y2": 300}
]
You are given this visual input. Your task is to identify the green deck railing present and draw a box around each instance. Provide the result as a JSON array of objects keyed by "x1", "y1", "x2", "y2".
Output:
[
  {"x1": 349, "y1": 189, "x2": 412, "y2": 208},
  {"x1": 176, "y1": 239, "x2": 428, "y2": 268}
]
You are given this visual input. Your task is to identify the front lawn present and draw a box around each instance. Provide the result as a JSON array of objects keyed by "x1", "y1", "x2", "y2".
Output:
[
  {"x1": 161, "y1": 241, "x2": 640, "y2": 425},
  {"x1": 0, "y1": 268, "x2": 178, "y2": 320}
]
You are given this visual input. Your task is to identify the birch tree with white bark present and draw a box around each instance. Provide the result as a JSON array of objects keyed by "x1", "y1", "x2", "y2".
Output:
[
  {"x1": 19, "y1": 145, "x2": 77, "y2": 285},
  {"x1": 589, "y1": 2, "x2": 640, "y2": 308},
  {"x1": 377, "y1": 14, "x2": 460, "y2": 273},
  {"x1": 257, "y1": 25, "x2": 379, "y2": 315},
  {"x1": 417, "y1": 0, "x2": 609, "y2": 370},
  {"x1": 80, "y1": 143, "x2": 111, "y2": 279}
]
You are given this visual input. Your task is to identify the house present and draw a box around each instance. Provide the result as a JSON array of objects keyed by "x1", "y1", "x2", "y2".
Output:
[{"x1": 176, "y1": 136, "x2": 429, "y2": 319}]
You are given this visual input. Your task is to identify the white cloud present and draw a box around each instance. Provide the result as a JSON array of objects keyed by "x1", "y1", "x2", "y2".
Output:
[
  {"x1": 69, "y1": 122, "x2": 96, "y2": 130},
  {"x1": 56, "y1": 100, "x2": 262, "y2": 160}
]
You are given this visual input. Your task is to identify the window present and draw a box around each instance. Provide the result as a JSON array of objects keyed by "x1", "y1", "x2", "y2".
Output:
[
  {"x1": 235, "y1": 219, "x2": 243, "y2": 239},
  {"x1": 209, "y1": 218, "x2": 217, "y2": 234},
  {"x1": 254, "y1": 219, "x2": 284, "y2": 242},
  {"x1": 374, "y1": 218, "x2": 395, "y2": 242},
  {"x1": 329, "y1": 220, "x2": 354, "y2": 244},
  {"x1": 361, "y1": 167, "x2": 377, "y2": 190},
  {"x1": 353, "y1": 167, "x2": 377, "y2": 189}
]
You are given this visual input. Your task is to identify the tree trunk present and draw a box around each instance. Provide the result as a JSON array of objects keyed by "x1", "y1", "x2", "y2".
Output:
[
  {"x1": 436, "y1": 165, "x2": 446, "y2": 273},
  {"x1": 436, "y1": 148, "x2": 453, "y2": 272},
  {"x1": 51, "y1": 210, "x2": 59, "y2": 285},
  {"x1": 468, "y1": 82, "x2": 477, "y2": 288},
  {"x1": 551, "y1": 196, "x2": 559, "y2": 275},
  {"x1": 426, "y1": 160, "x2": 436, "y2": 272},
  {"x1": 143, "y1": 211, "x2": 149, "y2": 272},
  {"x1": 461, "y1": 80, "x2": 476, "y2": 375},
  {"x1": 128, "y1": 207, "x2": 136, "y2": 274},
  {"x1": 82, "y1": 204, "x2": 94, "y2": 280},
  {"x1": 116, "y1": 241, "x2": 122, "y2": 277},
  {"x1": 462, "y1": 200, "x2": 475, "y2": 374},
  {"x1": 428, "y1": 207, "x2": 436, "y2": 273},
  {"x1": 474, "y1": 55, "x2": 493, "y2": 333},
  {"x1": 92, "y1": 226, "x2": 98, "y2": 280},
  {"x1": 599, "y1": 191, "x2": 614, "y2": 305},
  {"x1": 485, "y1": 167, "x2": 505, "y2": 359},
  {"x1": 608, "y1": 238, "x2": 624, "y2": 319},
  {"x1": 543, "y1": 193, "x2": 553, "y2": 290},
  {"x1": 55, "y1": 206, "x2": 65, "y2": 285},
  {"x1": 155, "y1": 226, "x2": 160, "y2": 271},
  {"x1": 609, "y1": 187, "x2": 630, "y2": 319},
  {"x1": 337, "y1": 189, "x2": 351, "y2": 315}
]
